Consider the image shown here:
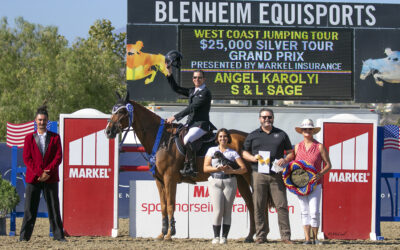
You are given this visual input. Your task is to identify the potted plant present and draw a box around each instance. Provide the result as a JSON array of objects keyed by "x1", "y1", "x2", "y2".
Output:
[{"x1": 0, "y1": 174, "x2": 20, "y2": 235}]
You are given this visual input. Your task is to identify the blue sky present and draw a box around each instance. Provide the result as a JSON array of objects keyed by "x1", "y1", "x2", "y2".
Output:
[{"x1": 0, "y1": 0, "x2": 127, "y2": 43}]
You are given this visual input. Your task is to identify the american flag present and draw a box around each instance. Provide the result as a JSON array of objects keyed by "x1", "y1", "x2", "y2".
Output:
[
  {"x1": 383, "y1": 125, "x2": 400, "y2": 150},
  {"x1": 6, "y1": 121, "x2": 55, "y2": 148}
]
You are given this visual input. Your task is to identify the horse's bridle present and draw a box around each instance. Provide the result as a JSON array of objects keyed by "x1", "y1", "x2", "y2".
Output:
[
  {"x1": 112, "y1": 102, "x2": 134, "y2": 127},
  {"x1": 108, "y1": 102, "x2": 134, "y2": 144},
  {"x1": 108, "y1": 101, "x2": 166, "y2": 175}
]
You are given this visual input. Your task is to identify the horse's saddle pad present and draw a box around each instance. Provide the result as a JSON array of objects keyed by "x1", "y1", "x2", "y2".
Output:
[{"x1": 174, "y1": 128, "x2": 216, "y2": 157}]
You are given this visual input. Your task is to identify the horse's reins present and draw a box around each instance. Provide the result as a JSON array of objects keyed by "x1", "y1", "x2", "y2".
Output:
[
  {"x1": 111, "y1": 103, "x2": 134, "y2": 145},
  {"x1": 111, "y1": 102, "x2": 165, "y2": 175}
]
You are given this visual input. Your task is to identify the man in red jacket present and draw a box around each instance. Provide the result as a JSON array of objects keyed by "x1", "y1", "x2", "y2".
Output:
[{"x1": 19, "y1": 106, "x2": 66, "y2": 242}]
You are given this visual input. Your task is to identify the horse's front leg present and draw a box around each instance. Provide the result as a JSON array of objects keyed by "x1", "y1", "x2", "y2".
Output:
[
  {"x1": 373, "y1": 73, "x2": 384, "y2": 86},
  {"x1": 164, "y1": 176, "x2": 177, "y2": 241},
  {"x1": 155, "y1": 178, "x2": 168, "y2": 241},
  {"x1": 144, "y1": 70, "x2": 157, "y2": 84}
]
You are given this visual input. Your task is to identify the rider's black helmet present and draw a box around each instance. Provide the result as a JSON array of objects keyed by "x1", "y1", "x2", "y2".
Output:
[{"x1": 165, "y1": 50, "x2": 183, "y2": 68}]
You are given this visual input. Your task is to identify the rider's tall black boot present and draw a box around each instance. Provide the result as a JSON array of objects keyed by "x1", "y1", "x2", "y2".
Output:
[{"x1": 180, "y1": 142, "x2": 197, "y2": 177}]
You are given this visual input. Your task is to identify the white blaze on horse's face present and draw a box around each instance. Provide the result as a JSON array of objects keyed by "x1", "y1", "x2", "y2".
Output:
[
  {"x1": 105, "y1": 104, "x2": 130, "y2": 139},
  {"x1": 105, "y1": 117, "x2": 117, "y2": 139},
  {"x1": 105, "y1": 118, "x2": 117, "y2": 139}
]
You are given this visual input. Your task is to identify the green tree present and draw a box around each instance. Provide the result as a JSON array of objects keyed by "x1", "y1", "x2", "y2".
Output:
[
  {"x1": 0, "y1": 17, "x2": 68, "y2": 140},
  {"x1": 55, "y1": 19, "x2": 126, "y2": 114},
  {"x1": 0, "y1": 18, "x2": 126, "y2": 141}
]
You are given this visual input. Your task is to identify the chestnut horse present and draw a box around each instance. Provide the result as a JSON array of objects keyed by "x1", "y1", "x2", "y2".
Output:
[{"x1": 105, "y1": 95, "x2": 255, "y2": 242}]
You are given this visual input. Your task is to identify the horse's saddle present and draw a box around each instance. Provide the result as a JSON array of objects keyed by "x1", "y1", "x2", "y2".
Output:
[{"x1": 174, "y1": 125, "x2": 216, "y2": 157}]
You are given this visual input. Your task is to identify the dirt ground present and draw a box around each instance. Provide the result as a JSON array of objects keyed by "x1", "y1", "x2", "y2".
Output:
[{"x1": 1, "y1": 218, "x2": 400, "y2": 249}]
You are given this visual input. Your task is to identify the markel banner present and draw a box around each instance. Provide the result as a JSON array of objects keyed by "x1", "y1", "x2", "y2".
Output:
[
  {"x1": 130, "y1": 180, "x2": 304, "y2": 240},
  {"x1": 59, "y1": 109, "x2": 119, "y2": 237},
  {"x1": 320, "y1": 117, "x2": 377, "y2": 239}
]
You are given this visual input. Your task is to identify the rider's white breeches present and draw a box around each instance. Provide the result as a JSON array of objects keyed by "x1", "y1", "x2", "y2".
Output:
[{"x1": 183, "y1": 127, "x2": 207, "y2": 145}]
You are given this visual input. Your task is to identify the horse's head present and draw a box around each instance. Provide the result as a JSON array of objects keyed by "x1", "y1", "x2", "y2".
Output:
[
  {"x1": 360, "y1": 59, "x2": 373, "y2": 80},
  {"x1": 105, "y1": 92, "x2": 132, "y2": 139}
]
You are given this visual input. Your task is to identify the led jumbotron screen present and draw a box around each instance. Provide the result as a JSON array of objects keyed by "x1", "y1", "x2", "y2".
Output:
[{"x1": 180, "y1": 27, "x2": 353, "y2": 100}]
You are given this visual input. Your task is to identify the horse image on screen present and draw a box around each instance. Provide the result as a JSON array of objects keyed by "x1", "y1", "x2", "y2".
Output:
[
  {"x1": 126, "y1": 41, "x2": 169, "y2": 84},
  {"x1": 360, "y1": 48, "x2": 400, "y2": 86}
]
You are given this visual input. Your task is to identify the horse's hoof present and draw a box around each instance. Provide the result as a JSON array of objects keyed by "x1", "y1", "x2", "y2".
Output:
[
  {"x1": 244, "y1": 237, "x2": 254, "y2": 243},
  {"x1": 164, "y1": 228, "x2": 173, "y2": 241},
  {"x1": 155, "y1": 234, "x2": 164, "y2": 241}
]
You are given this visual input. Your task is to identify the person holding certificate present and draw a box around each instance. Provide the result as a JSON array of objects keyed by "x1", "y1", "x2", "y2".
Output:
[{"x1": 243, "y1": 108, "x2": 294, "y2": 244}]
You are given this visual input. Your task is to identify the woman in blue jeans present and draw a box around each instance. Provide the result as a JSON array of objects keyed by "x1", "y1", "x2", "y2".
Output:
[{"x1": 203, "y1": 128, "x2": 247, "y2": 244}]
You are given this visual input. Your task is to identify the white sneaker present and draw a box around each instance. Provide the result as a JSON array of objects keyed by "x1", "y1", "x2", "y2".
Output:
[
  {"x1": 212, "y1": 237, "x2": 219, "y2": 244},
  {"x1": 219, "y1": 237, "x2": 227, "y2": 244}
]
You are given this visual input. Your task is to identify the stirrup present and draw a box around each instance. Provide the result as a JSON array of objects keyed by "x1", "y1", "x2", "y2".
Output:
[
  {"x1": 180, "y1": 165, "x2": 197, "y2": 177},
  {"x1": 180, "y1": 169, "x2": 197, "y2": 177}
]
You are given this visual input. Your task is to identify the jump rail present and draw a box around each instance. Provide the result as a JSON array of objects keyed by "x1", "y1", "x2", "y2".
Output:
[{"x1": 119, "y1": 145, "x2": 149, "y2": 172}]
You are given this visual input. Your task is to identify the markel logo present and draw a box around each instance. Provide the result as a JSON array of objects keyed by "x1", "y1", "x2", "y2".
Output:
[
  {"x1": 68, "y1": 129, "x2": 110, "y2": 179},
  {"x1": 328, "y1": 132, "x2": 369, "y2": 183},
  {"x1": 194, "y1": 186, "x2": 242, "y2": 198}
]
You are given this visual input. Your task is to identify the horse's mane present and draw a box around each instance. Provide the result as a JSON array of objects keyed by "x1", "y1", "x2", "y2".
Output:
[
  {"x1": 129, "y1": 100, "x2": 182, "y2": 140},
  {"x1": 129, "y1": 100, "x2": 185, "y2": 134},
  {"x1": 126, "y1": 101, "x2": 248, "y2": 139},
  {"x1": 129, "y1": 100, "x2": 161, "y2": 121}
]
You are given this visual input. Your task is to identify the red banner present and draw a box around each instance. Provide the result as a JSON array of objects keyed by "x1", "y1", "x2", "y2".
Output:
[
  {"x1": 322, "y1": 122, "x2": 375, "y2": 239},
  {"x1": 61, "y1": 116, "x2": 118, "y2": 236}
]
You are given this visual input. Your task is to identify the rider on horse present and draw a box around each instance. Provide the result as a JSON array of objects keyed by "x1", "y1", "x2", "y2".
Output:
[{"x1": 164, "y1": 51, "x2": 216, "y2": 177}]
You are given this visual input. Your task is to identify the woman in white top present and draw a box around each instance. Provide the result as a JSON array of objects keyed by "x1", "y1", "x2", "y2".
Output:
[{"x1": 203, "y1": 128, "x2": 247, "y2": 244}]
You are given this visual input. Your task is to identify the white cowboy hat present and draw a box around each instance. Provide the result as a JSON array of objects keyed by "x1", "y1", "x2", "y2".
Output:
[{"x1": 295, "y1": 119, "x2": 321, "y2": 135}]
